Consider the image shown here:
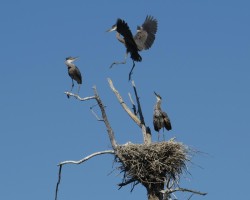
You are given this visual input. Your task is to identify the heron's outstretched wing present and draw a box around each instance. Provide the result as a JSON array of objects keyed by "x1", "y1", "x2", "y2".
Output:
[
  {"x1": 162, "y1": 111, "x2": 172, "y2": 131},
  {"x1": 116, "y1": 19, "x2": 142, "y2": 62},
  {"x1": 134, "y1": 15, "x2": 158, "y2": 51}
]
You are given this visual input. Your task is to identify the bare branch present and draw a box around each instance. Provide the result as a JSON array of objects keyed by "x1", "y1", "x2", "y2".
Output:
[
  {"x1": 55, "y1": 165, "x2": 62, "y2": 200},
  {"x1": 173, "y1": 188, "x2": 207, "y2": 196},
  {"x1": 65, "y1": 87, "x2": 117, "y2": 150},
  {"x1": 58, "y1": 150, "x2": 115, "y2": 166},
  {"x1": 118, "y1": 178, "x2": 137, "y2": 188},
  {"x1": 160, "y1": 187, "x2": 207, "y2": 196},
  {"x1": 93, "y1": 86, "x2": 118, "y2": 149},
  {"x1": 90, "y1": 104, "x2": 104, "y2": 121},
  {"x1": 131, "y1": 80, "x2": 145, "y2": 125},
  {"x1": 55, "y1": 150, "x2": 115, "y2": 200},
  {"x1": 64, "y1": 91, "x2": 96, "y2": 101},
  {"x1": 131, "y1": 80, "x2": 152, "y2": 144},
  {"x1": 188, "y1": 193, "x2": 194, "y2": 200},
  {"x1": 108, "y1": 78, "x2": 141, "y2": 127}
]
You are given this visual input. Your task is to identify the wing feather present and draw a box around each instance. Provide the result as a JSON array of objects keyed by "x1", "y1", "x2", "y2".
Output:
[
  {"x1": 74, "y1": 66, "x2": 82, "y2": 84},
  {"x1": 116, "y1": 19, "x2": 142, "y2": 62},
  {"x1": 162, "y1": 111, "x2": 172, "y2": 131},
  {"x1": 134, "y1": 15, "x2": 158, "y2": 50}
]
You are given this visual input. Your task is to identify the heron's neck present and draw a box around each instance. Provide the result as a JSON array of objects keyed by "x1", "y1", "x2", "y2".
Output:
[
  {"x1": 116, "y1": 32, "x2": 125, "y2": 44},
  {"x1": 155, "y1": 100, "x2": 162, "y2": 110},
  {"x1": 65, "y1": 61, "x2": 75, "y2": 68}
]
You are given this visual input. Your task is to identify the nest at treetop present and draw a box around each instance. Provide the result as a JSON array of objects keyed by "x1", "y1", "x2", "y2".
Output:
[{"x1": 116, "y1": 140, "x2": 190, "y2": 189}]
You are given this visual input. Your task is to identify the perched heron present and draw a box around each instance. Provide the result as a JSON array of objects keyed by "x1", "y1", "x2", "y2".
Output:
[
  {"x1": 65, "y1": 56, "x2": 82, "y2": 94},
  {"x1": 153, "y1": 92, "x2": 172, "y2": 141},
  {"x1": 107, "y1": 15, "x2": 158, "y2": 80}
]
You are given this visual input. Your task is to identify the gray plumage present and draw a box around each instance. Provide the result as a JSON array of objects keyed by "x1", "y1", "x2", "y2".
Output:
[
  {"x1": 107, "y1": 15, "x2": 158, "y2": 80},
  {"x1": 65, "y1": 56, "x2": 82, "y2": 94},
  {"x1": 153, "y1": 92, "x2": 172, "y2": 140},
  {"x1": 134, "y1": 15, "x2": 158, "y2": 51}
]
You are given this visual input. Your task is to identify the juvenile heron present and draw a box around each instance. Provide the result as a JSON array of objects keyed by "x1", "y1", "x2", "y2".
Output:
[
  {"x1": 65, "y1": 56, "x2": 82, "y2": 94},
  {"x1": 153, "y1": 92, "x2": 172, "y2": 141},
  {"x1": 107, "y1": 15, "x2": 158, "y2": 80}
]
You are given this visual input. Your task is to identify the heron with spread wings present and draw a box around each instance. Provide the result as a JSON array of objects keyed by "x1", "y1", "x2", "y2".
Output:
[{"x1": 107, "y1": 15, "x2": 158, "y2": 80}]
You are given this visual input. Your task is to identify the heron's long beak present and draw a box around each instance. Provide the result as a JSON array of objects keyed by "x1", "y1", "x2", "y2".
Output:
[
  {"x1": 106, "y1": 25, "x2": 117, "y2": 32},
  {"x1": 154, "y1": 91, "x2": 159, "y2": 96},
  {"x1": 73, "y1": 57, "x2": 79, "y2": 60}
]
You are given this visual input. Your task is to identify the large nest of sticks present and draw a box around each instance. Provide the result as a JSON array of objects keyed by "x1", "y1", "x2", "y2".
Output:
[{"x1": 116, "y1": 140, "x2": 190, "y2": 189}]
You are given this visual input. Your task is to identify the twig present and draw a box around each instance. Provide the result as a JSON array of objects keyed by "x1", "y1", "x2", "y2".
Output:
[
  {"x1": 118, "y1": 178, "x2": 137, "y2": 188},
  {"x1": 55, "y1": 150, "x2": 115, "y2": 200},
  {"x1": 160, "y1": 187, "x2": 207, "y2": 196},
  {"x1": 64, "y1": 91, "x2": 96, "y2": 101},
  {"x1": 90, "y1": 104, "x2": 104, "y2": 121},
  {"x1": 188, "y1": 193, "x2": 194, "y2": 200},
  {"x1": 55, "y1": 165, "x2": 62, "y2": 200},
  {"x1": 108, "y1": 78, "x2": 141, "y2": 127},
  {"x1": 128, "y1": 92, "x2": 137, "y2": 116},
  {"x1": 130, "y1": 181, "x2": 139, "y2": 192}
]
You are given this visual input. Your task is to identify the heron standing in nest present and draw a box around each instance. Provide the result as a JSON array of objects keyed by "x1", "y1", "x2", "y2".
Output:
[
  {"x1": 65, "y1": 56, "x2": 82, "y2": 95},
  {"x1": 153, "y1": 92, "x2": 172, "y2": 141},
  {"x1": 107, "y1": 15, "x2": 158, "y2": 80}
]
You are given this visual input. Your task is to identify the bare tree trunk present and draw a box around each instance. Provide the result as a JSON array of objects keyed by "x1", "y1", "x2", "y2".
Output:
[
  {"x1": 146, "y1": 184, "x2": 164, "y2": 200},
  {"x1": 148, "y1": 188, "x2": 163, "y2": 200},
  {"x1": 148, "y1": 193, "x2": 162, "y2": 200}
]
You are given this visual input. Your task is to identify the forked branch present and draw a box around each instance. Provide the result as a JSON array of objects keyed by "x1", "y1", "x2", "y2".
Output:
[
  {"x1": 64, "y1": 91, "x2": 96, "y2": 101},
  {"x1": 64, "y1": 88, "x2": 117, "y2": 150},
  {"x1": 55, "y1": 150, "x2": 115, "y2": 200},
  {"x1": 57, "y1": 87, "x2": 120, "y2": 200},
  {"x1": 131, "y1": 80, "x2": 152, "y2": 144},
  {"x1": 108, "y1": 78, "x2": 151, "y2": 144},
  {"x1": 108, "y1": 78, "x2": 141, "y2": 127}
]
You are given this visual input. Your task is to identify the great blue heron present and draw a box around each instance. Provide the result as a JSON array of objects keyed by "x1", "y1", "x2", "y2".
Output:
[
  {"x1": 153, "y1": 92, "x2": 172, "y2": 141},
  {"x1": 65, "y1": 56, "x2": 82, "y2": 94},
  {"x1": 107, "y1": 15, "x2": 158, "y2": 80}
]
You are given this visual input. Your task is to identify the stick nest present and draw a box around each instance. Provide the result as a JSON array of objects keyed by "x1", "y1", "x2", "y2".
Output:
[{"x1": 116, "y1": 140, "x2": 190, "y2": 189}]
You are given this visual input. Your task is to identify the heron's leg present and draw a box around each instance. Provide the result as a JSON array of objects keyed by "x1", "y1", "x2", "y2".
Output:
[
  {"x1": 128, "y1": 61, "x2": 135, "y2": 81},
  {"x1": 163, "y1": 132, "x2": 165, "y2": 141},
  {"x1": 77, "y1": 84, "x2": 81, "y2": 94},
  {"x1": 158, "y1": 132, "x2": 160, "y2": 142},
  {"x1": 71, "y1": 79, "x2": 74, "y2": 91},
  {"x1": 110, "y1": 52, "x2": 128, "y2": 68}
]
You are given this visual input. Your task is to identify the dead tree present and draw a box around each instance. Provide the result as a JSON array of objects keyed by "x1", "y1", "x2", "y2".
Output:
[{"x1": 55, "y1": 78, "x2": 207, "y2": 200}]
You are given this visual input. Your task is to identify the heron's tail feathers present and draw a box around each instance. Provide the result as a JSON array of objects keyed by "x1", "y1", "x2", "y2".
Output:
[{"x1": 131, "y1": 51, "x2": 142, "y2": 62}]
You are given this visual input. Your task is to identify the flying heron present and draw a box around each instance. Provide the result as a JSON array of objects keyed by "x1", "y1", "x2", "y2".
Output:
[
  {"x1": 65, "y1": 56, "x2": 82, "y2": 94},
  {"x1": 153, "y1": 92, "x2": 172, "y2": 141},
  {"x1": 107, "y1": 15, "x2": 158, "y2": 80}
]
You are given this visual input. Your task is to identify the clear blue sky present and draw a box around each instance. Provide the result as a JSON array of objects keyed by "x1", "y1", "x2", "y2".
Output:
[{"x1": 0, "y1": 1, "x2": 249, "y2": 199}]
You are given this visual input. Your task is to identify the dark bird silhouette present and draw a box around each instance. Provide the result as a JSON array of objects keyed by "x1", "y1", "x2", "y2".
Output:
[
  {"x1": 153, "y1": 92, "x2": 172, "y2": 141},
  {"x1": 65, "y1": 56, "x2": 82, "y2": 94},
  {"x1": 107, "y1": 15, "x2": 158, "y2": 80}
]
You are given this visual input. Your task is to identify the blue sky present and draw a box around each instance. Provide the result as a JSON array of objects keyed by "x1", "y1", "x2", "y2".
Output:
[{"x1": 0, "y1": 0, "x2": 249, "y2": 199}]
